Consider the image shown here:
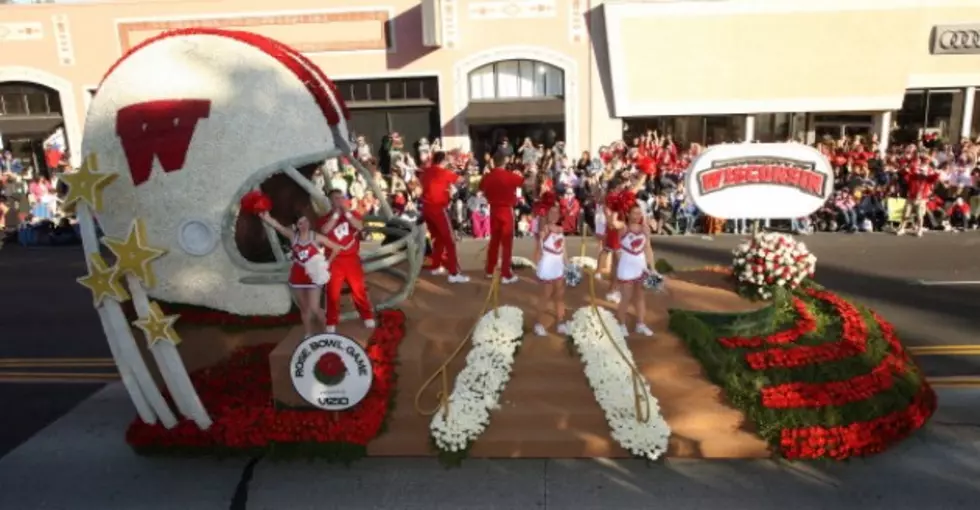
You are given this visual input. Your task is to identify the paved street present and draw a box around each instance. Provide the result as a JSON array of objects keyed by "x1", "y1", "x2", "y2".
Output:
[
  {"x1": 0, "y1": 383, "x2": 977, "y2": 510},
  {"x1": 1, "y1": 233, "x2": 980, "y2": 509}
]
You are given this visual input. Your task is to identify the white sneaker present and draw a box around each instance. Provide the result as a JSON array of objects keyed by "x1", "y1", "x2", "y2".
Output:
[
  {"x1": 364, "y1": 319, "x2": 376, "y2": 329},
  {"x1": 619, "y1": 324, "x2": 629, "y2": 337},
  {"x1": 502, "y1": 276, "x2": 520, "y2": 285},
  {"x1": 896, "y1": 229, "x2": 906, "y2": 236},
  {"x1": 556, "y1": 322, "x2": 569, "y2": 335},
  {"x1": 448, "y1": 273, "x2": 470, "y2": 283},
  {"x1": 325, "y1": 325, "x2": 337, "y2": 333},
  {"x1": 534, "y1": 323, "x2": 548, "y2": 337},
  {"x1": 430, "y1": 267, "x2": 447, "y2": 276},
  {"x1": 915, "y1": 229, "x2": 924, "y2": 237},
  {"x1": 606, "y1": 291, "x2": 621, "y2": 304},
  {"x1": 635, "y1": 324, "x2": 655, "y2": 337}
]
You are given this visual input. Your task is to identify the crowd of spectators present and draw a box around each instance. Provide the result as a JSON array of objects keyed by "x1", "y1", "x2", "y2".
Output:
[
  {"x1": 330, "y1": 129, "x2": 980, "y2": 240},
  {"x1": 4, "y1": 128, "x2": 980, "y2": 249},
  {"x1": 1, "y1": 149, "x2": 80, "y2": 247}
]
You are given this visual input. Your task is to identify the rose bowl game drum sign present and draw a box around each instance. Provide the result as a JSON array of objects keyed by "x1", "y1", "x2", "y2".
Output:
[
  {"x1": 685, "y1": 143, "x2": 833, "y2": 220},
  {"x1": 290, "y1": 333, "x2": 374, "y2": 411}
]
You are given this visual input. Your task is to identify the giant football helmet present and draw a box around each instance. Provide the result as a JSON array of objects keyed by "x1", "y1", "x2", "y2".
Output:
[{"x1": 82, "y1": 28, "x2": 424, "y2": 317}]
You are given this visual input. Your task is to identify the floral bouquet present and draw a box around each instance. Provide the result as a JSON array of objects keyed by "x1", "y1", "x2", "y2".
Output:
[
  {"x1": 565, "y1": 264, "x2": 583, "y2": 287},
  {"x1": 732, "y1": 232, "x2": 816, "y2": 300},
  {"x1": 303, "y1": 252, "x2": 331, "y2": 287},
  {"x1": 642, "y1": 269, "x2": 666, "y2": 292},
  {"x1": 313, "y1": 352, "x2": 347, "y2": 386},
  {"x1": 569, "y1": 256, "x2": 598, "y2": 272}
]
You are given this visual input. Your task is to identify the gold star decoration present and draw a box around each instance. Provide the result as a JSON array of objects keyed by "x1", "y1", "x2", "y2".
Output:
[
  {"x1": 61, "y1": 153, "x2": 118, "y2": 213},
  {"x1": 77, "y1": 253, "x2": 130, "y2": 307},
  {"x1": 102, "y1": 218, "x2": 167, "y2": 289},
  {"x1": 133, "y1": 301, "x2": 182, "y2": 348}
]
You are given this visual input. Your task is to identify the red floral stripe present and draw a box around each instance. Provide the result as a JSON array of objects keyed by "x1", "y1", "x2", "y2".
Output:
[
  {"x1": 126, "y1": 309, "x2": 404, "y2": 451},
  {"x1": 718, "y1": 297, "x2": 816, "y2": 348},
  {"x1": 778, "y1": 384, "x2": 936, "y2": 459},
  {"x1": 745, "y1": 290, "x2": 868, "y2": 370},
  {"x1": 760, "y1": 358, "x2": 900, "y2": 409}
]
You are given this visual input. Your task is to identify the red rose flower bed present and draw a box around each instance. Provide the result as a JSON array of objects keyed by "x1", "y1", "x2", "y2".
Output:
[
  {"x1": 778, "y1": 384, "x2": 937, "y2": 459},
  {"x1": 760, "y1": 311, "x2": 910, "y2": 410},
  {"x1": 743, "y1": 289, "x2": 868, "y2": 370},
  {"x1": 670, "y1": 284, "x2": 935, "y2": 461},
  {"x1": 717, "y1": 297, "x2": 816, "y2": 348},
  {"x1": 126, "y1": 309, "x2": 405, "y2": 461}
]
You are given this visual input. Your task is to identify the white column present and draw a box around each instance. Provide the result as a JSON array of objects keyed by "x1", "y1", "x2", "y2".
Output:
[
  {"x1": 744, "y1": 115, "x2": 755, "y2": 142},
  {"x1": 877, "y1": 111, "x2": 892, "y2": 156},
  {"x1": 804, "y1": 114, "x2": 816, "y2": 145},
  {"x1": 961, "y1": 86, "x2": 976, "y2": 139}
]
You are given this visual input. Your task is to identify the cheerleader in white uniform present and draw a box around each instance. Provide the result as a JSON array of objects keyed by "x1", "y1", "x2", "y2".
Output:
[
  {"x1": 532, "y1": 192, "x2": 569, "y2": 337},
  {"x1": 612, "y1": 202, "x2": 655, "y2": 337},
  {"x1": 259, "y1": 212, "x2": 350, "y2": 337}
]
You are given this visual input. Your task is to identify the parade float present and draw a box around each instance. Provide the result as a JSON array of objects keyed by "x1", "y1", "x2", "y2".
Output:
[{"x1": 69, "y1": 30, "x2": 933, "y2": 465}]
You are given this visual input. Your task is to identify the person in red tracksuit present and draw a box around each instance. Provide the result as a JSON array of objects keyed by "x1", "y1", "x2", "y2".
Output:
[
  {"x1": 421, "y1": 151, "x2": 469, "y2": 283},
  {"x1": 480, "y1": 151, "x2": 524, "y2": 284},
  {"x1": 318, "y1": 189, "x2": 375, "y2": 332}
]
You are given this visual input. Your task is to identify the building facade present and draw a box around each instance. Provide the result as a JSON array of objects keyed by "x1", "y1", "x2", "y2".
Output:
[{"x1": 1, "y1": 0, "x2": 980, "y2": 168}]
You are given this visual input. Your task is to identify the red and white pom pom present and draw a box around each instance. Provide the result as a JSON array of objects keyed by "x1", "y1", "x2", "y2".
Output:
[
  {"x1": 240, "y1": 190, "x2": 272, "y2": 215},
  {"x1": 532, "y1": 191, "x2": 558, "y2": 217}
]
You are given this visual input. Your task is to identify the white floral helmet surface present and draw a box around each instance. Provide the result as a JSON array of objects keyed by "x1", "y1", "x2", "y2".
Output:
[{"x1": 82, "y1": 29, "x2": 353, "y2": 316}]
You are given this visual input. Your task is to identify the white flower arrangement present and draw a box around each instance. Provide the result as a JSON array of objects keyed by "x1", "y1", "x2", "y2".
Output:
[
  {"x1": 732, "y1": 232, "x2": 817, "y2": 300},
  {"x1": 567, "y1": 306, "x2": 671, "y2": 460},
  {"x1": 303, "y1": 252, "x2": 331, "y2": 286},
  {"x1": 569, "y1": 256, "x2": 598, "y2": 271},
  {"x1": 430, "y1": 306, "x2": 524, "y2": 459},
  {"x1": 511, "y1": 256, "x2": 536, "y2": 270}
]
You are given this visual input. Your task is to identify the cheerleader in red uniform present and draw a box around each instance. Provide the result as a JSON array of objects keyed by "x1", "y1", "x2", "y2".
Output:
[
  {"x1": 600, "y1": 177, "x2": 630, "y2": 304},
  {"x1": 259, "y1": 212, "x2": 349, "y2": 337},
  {"x1": 610, "y1": 200, "x2": 656, "y2": 338},
  {"x1": 531, "y1": 192, "x2": 569, "y2": 337}
]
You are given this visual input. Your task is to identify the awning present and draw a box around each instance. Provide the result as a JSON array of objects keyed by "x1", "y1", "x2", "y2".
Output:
[
  {"x1": 603, "y1": 2, "x2": 960, "y2": 116},
  {"x1": 466, "y1": 98, "x2": 564, "y2": 125},
  {"x1": 0, "y1": 115, "x2": 64, "y2": 137}
]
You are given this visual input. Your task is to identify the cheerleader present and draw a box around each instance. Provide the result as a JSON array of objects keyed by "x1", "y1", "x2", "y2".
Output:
[
  {"x1": 612, "y1": 202, "x2": 655, "y2": 337},
  {"x1": 532, "y1": 192, "x2": 569, "y2": 337},
  {"x1": 258, "y1": 212, "x2": 350, "y2": 337},
  {"x1": 600, "y1": 178, "x2": 628, "y2": 303}
]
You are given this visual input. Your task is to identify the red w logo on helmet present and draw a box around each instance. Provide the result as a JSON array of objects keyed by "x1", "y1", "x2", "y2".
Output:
[{"x1": 116, "y1": 99, "x2": 211, "y2": 186}]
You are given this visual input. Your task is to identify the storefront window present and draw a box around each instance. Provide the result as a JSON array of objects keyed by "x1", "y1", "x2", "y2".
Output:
[
  {"x1": 754, "y1": 113, "x2": 792, "y2": 142},
  {"x1": 896, "y1": 89, "x2": 963, "y2": 141},
  {"x1": 624, "y1": 115, "x2": 745, "y2": 146},
  {"x1": 468, "y1": 60, "x2": 564, "y2": 101}
]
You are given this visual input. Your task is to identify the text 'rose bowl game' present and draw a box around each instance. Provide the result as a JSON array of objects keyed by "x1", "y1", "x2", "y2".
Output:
[{"x1": 70, "y1": 29, "x2": 934, "y2": 465}]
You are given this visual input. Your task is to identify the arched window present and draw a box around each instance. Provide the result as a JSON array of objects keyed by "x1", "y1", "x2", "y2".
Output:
[{"x1": 468, "y1": 60, "x2": 564, "y2": 101}]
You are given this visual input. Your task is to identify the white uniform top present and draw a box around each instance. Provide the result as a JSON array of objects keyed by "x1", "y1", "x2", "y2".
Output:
[
  {"x1": 616, "y1": 229, "x2": 648, "y2": 282},
  {"x1": 536, "y1": 230, "x2": 566, "y2": 282},
  {"x1": 594, "y1": 207, "x2": 607, "y2": 236}
]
